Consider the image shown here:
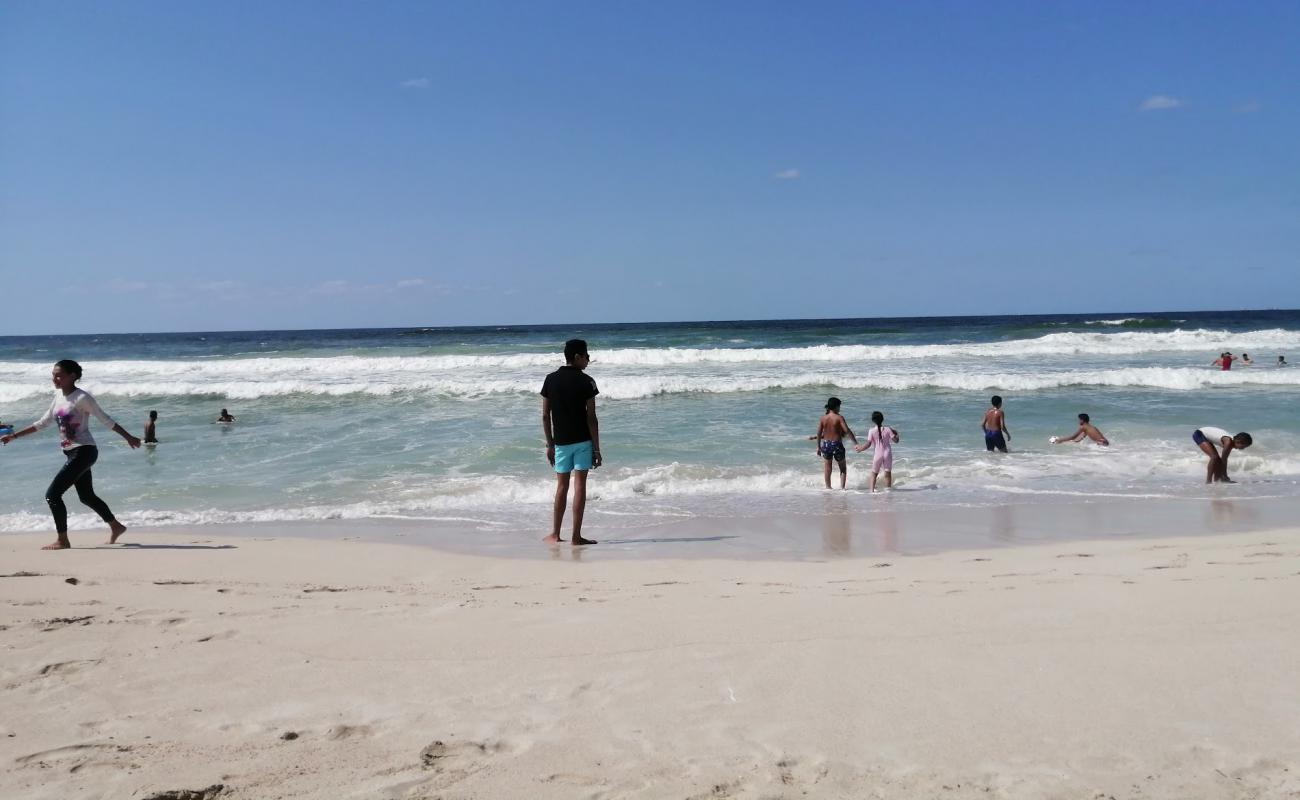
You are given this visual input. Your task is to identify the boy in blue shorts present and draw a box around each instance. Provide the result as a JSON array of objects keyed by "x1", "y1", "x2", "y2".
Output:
[{"x1": 541, "y1": 339, "x2": 602, "y2": 545}]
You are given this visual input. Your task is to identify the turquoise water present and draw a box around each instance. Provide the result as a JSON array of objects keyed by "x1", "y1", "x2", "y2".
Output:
[{"x1": 1, "y1": 311, "x2": 1298, "y2": 537}]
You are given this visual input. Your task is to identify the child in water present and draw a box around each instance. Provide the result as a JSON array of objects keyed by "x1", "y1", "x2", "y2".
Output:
[
  {"x1": 812, "y1": 397, "x2": 858, "y2": 489},
  {"x1": 1192, "y1": 427, "x2": 1253, "y2": 484},
  {"x1": 854, "y1": 410, "x2": 899, "y2": 492},
  {"x1": 1051, "y1": 413, "x2": 1110, "y2": 446}
]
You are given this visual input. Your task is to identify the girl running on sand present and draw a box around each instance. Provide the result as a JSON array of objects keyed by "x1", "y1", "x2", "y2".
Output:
[{"x1": 0, "y1": 360, "x2": 141, "y2": 549}]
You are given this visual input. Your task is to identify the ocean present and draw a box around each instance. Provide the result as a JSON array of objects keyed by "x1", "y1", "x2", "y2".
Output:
[{"x1": 2, "y1": 310, "x2": 1299, "y2": 549}]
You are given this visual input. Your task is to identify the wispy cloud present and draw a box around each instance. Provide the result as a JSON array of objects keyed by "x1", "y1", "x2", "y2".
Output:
[
  {"x1": 197, "y1": 280, "x2": 243, "y2": 293},
  {"x1": 396, "y1": 278, "x2": 427, "y2": 288},
  {"x1": 1235, "y1": 100, "x2": 1262, "y2": 114},
  {"x1": 1139, "y1": 95, "x2": 1184, "y2": 112},
  {"x1": 401, "y1": 77, "x2": 431, "y2": 90},
  {"x1": 773, "y1": 168, "x2": 801, "y2": 180},
  {"x1": 311, "y1": 280, "x2": 352, "y2": 295}
]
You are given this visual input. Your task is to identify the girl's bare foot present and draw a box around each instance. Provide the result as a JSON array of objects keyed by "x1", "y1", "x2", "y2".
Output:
[
  {"x1": 42, "y1": 540, "x2": 71, "y2": 550},
  {"x1": 543, "y1": 534, "x2": 561, "y2": 544},
  {"x1": 108, "y1": 521, "x2": 128, "y2": 544}
]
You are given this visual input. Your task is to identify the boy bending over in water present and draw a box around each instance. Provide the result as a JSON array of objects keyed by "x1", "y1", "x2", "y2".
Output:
[
  {"x1": 812, "y1": 397, "x2": 858, "y2": 489},
  {"x1": 1051, "y1": 413, "x2": 1109, "y2": 446},
  {"x1": 1193, "y1": 426, "x2": 1253, "y2": 484}
]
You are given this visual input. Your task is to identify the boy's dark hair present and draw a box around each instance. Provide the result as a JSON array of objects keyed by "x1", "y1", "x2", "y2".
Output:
[
  {"x1": 991, "y1": 395, "x2": 1002, "y2": 408},
  {"x1": 1234, "y1": 432, "x2": 1253, "y2": 448},
  {"x1": 149, "y1": 410, "x2": 158, "y2": 420},
  {"x1": 825, "y1": 397, "x2": 841, "y2": 411},
  {"x1": 1078, "y1": 413, "x2": 1090, "y2": 423},
  {"x1": 564, "y1": 339, "x2": 589, "y2": 364},
  {"x1": 55, "y1": 359, "x2": 83, "y2": 379}
]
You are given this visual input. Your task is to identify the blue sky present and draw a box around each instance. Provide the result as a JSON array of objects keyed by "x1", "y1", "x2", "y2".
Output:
[{"x1": 2, "y1": 1, "x2": 1297, "y2": 334}]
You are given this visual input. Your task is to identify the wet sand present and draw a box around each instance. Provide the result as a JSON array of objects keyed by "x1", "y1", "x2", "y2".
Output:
[{"x1": 2, "y1": 524, "x2": 1300, "y2": 799}]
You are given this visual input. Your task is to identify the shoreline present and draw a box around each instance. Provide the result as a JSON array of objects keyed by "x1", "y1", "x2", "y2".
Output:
[
  {"x1": 6, "y1": 491, "x2": 1299, "y2": 562},
  {"x1": 4, "y1": 525, "x2": 1300, "y2": 798}
]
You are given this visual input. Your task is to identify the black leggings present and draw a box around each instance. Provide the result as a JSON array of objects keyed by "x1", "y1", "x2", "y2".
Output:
[{"x1": 46, "y1": 446, "x2": 116, "y2": 534}]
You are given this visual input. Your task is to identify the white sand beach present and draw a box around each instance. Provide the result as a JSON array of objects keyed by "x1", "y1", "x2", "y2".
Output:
[{"x1": 3, "y1": 526, "x2": 1300, "y2": 799}]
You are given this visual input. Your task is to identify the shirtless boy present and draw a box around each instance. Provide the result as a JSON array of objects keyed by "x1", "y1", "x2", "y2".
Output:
[
  {"x1": 813, "y1": 397, "x2": 858, "y2": 489},
  {"x1": 982, "y1": 395, "x2": 1010, "y2": 453},
  {"x1": 1051, "y1": 413, "x2": 1109, "y2": 446}
]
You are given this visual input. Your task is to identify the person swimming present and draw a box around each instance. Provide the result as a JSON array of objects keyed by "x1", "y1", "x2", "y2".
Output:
[{"x1": 1051, "y1": 413, "x2": 1110, "y2": 446}]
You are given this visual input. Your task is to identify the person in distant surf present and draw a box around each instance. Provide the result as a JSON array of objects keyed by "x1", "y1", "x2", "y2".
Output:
[
  {"x1": 1240, "y1": 353, "x2": 1254, "y2": 366},
  {"x1": 541, "y1": 339, "x2": 601, "y2": 545},
  {"x1": 0, "y1": 359, "x2": 141, "y2": 550},
  {"x1": 1212, "y1": 352, "x2": 1236, "y2": 370},
  {"x1": 982, "y1": 395, "x2": 1010, "y2": 453},
  {"x1": 1192, "y1": 426, "x2": 1252, "y2": 484},
  {"x1": 1279, "y1": 356, "x2": 1289, "y2": 367},
  {"x1": 1050, "y1": 413, "x2": 1109, "y2": 447},
  {"x1": 854, "y1": 410, "x2": 899, "y2": 492},
  {"x1": 144, "y1": 410, "x2": 158, "y2": 443},
  {"x1": 216, "y1": 409, "x2": 235, "y2": 423},
  {"x1": 812, "y1": 397, "x2": 858, "y2": 489}
]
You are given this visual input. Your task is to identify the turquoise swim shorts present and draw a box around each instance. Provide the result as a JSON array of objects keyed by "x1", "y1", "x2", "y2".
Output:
[{"x1": 554, "y1": 440, "x2": 594, "y2": 473}]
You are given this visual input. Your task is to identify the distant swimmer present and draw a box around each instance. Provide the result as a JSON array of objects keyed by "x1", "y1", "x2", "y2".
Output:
[
  {"x1": 144, "y1": 410, "x2": 158, "y2": 443},
  {"x1": 854, "y1": 410, "x2": 899, "y2": 492},
  {"x1": 0, "y1": 359, "x2": 141, "y2": 550},
  {"x1": 1192, "y1": 426, "x2": 1253, "y2": 484},
  {"x1": 813, "y1": 397, "x2": 858, "y2": 489},
  {"x1": 216, "y1": 409, "x2": 236, "y2": 423},
  {"x1": 1279, "y1": 356, "x2": 1289, "y2": 367},
  {"x1": 1240, "y1": 353, "x2": 1254, "y2": 366},
  {"x1": 981, "y1": 395, "x2": 1010, "y2": 453},
  {"x1": 1212, "y1": 352, "x2": 1236, "y2": 370},
  {"x1": 1050, "y1": 413, "x2": 1110, "y2": 446}
]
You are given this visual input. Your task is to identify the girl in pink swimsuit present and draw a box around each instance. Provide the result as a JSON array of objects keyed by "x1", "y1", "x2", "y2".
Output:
[{"x1": 854, "y1": 411, "x2": 900, "y2": 492}]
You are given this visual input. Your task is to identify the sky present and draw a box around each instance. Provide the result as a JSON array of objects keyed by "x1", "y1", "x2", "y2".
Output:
[{"x1": 2, "y1": 1, "x2": 1297, "y2": 334}]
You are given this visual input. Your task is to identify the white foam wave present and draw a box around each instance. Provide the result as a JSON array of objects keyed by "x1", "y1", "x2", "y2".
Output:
[{"x1": 2, "y1": 365, "x2": 1297, "y2": 402}]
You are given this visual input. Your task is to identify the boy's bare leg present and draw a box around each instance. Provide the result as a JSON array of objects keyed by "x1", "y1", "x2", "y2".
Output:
[
  {"x1": 1197, "y1": 441, "x2": 1220, "y2": 484},
  {"x1": 823, "y1": 458, "x2": 832, "y2": 489},
  {"x1": 839, "y1": 460, "x2": 847, "y2": 489},
  {"x1": 546, "y1": 472, "x2": 571, "y2": 543},
  {"x1": 570, "y1": 470, "x2": 596, "y2": 545}
]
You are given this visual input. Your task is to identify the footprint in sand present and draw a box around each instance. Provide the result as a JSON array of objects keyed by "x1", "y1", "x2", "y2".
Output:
[{"x1": 418, "y1": 738, "x2": 506, "y2": 785}]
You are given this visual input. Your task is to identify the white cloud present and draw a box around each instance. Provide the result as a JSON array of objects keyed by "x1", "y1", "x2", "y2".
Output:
[
  {"x1": 396, "y1": 278, "x2": 427, "y2": 288},
  {"x1": 1139, "y1": 95, "x2": 1184, "y2": 111},
  {"x1": 401, "y1": 77, "x2": 431, "y2": 90},
  {"x1": 311, "y1": 280, "x2": 351, "y2": 295},
  {"x1": 1235, "y1": 100, "x2": 1262, "y2": 114},
  {"x1": 197, "y1": 280, "x2": 242, "y2": 292},
  {"x1": 774, "y1": 168, "x2": 801, "y2": 180}
]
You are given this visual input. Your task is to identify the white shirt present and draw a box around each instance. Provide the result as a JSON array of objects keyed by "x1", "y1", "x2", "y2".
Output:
[
  {"x1": 1197, "y1": 426, "x2": 1230, "y2": 443},
  {"x1": 32, "y1": 388, "x2": 117, "y2": 450}
]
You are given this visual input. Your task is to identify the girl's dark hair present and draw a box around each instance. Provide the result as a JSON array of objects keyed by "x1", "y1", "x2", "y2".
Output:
[
  {"x1": 871, "y1": 410, "x2": 884, "y2": 435},
  {"x1": 54, "y1": 359, "x2": 83, "y2": 379}
]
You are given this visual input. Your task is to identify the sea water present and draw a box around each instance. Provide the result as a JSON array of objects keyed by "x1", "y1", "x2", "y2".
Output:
[{"x1": 1, "y1": 310, "x2": 1298, "y2": 544}]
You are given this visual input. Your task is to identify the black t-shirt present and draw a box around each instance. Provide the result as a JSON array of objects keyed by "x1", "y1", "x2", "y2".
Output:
[{"x1": 540, "y1": 366, "x2": 599, "y2": 446}]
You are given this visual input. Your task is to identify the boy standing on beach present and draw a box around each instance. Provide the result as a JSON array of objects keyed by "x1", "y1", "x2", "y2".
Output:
[
  {"x1": 813, "y1": 397, "x2": 858, "y2": 489},
  {"x1": 541, "y1": 339, "x2": 601, "y2": 545},
  {"x1": 982, "y1": 395, "x2": 1010, "y2": 452}
]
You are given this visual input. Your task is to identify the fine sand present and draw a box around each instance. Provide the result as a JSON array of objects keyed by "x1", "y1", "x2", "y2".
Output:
[{"x1": 2, "y1": 527, "x2": 1300, "y2": 799}]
